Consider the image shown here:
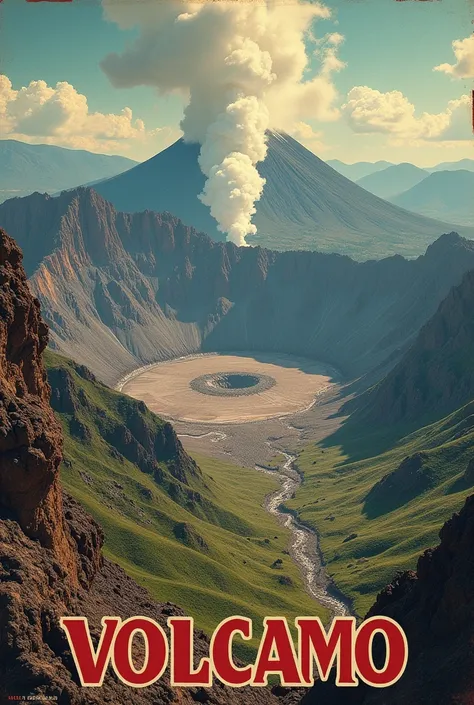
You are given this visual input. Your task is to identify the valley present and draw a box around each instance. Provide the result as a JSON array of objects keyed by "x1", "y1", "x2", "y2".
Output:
[
  {"x1": 3, "y1": 2, "x2": 474, "y2": 701},
  {"x1": 45, "y1": 351, "x2": 331, "y2": 663},
  {"x1": 117, "y1": 350, "x2": 352, "y2": 622},
  {"x1": 2, "y1": 186, "x2": 473, "y2": 637},
  {"x1": 2, "y1": 181, "x2": 474, "y2": 703},
  {"x1": 256, "y1": 450, "x2": 351, "y2": 618}
]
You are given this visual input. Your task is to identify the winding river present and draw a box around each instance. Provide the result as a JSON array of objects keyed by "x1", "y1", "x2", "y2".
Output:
[
  {"x1": 256, "y1": 451, "x2": 352, "y2": 618},
  {"x1": 176, "y1": 433, "x2": 352, "y2": 616}
]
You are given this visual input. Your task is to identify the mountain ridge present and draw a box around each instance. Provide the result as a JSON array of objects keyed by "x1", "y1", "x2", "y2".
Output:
[
  {"x1": 0, "y1": 139, "x2": 137, "y2": 203},
  {"x1": 391, "y1": 169, "x2": 474, "y2": 226},
  {"x1": 326, "y1": 159, "x2": 394, "y2": 180},
  {"x1": 354, "y1": 266, "x2": 474, "y2": 429},
  {"x1": 356, "y1": 162, "x2": 428, "y2": 199},
  {"x1": 93, "y1": 133, "x2": 474, "y2": 260},
  {"x1": 1, "y1": 188, "x2": 474, "y2": 386}
]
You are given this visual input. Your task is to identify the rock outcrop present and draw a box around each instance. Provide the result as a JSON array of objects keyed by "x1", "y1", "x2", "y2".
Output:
[
  {"x1": 357, "y1": 267, "x2": 474, "y2": 427},
  {"x1": 302, "y1": 494, "x2": 474, "y2": 705},
  {"x1": 0, "y1": 230, "x2": 77, "y2": 579},
  {"x1": 0, "y1": 228, "x2": 282, "y2": 704},
  {"x1": 1, "y1": 190, "x2": 474, "y2": 386}
]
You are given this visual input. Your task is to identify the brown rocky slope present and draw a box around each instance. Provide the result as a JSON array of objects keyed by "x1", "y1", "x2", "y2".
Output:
[{"x1": 0, "y1": 228, "x2": 283, "y2": 704}]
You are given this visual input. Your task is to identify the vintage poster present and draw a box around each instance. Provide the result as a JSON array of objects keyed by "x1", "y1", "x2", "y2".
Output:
[{"x1": 0, "y1": 0, "x2": 473, "y2": 703}]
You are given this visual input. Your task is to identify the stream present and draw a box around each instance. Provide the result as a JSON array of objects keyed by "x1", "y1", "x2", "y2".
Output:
[{"x1": 256, "y1": 451, "x2": 352, "y2": 618}]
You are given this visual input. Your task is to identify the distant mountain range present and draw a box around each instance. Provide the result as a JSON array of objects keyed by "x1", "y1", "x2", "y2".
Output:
[
  {"x1": 356, "y1": 163, "x2": 428, "y2": 200},
  {"x1": 332, "y1": 160, "x2": 473, "y2": 227},
  {"x1": 326, "y1": 159, "x2": 394, "y2": 181},
  {"x1": 328, "y1": 157, "x2": 474, "y2": 181},
  {"x1": 429, "y1": 158, "x2": 474, "y2": 173},
  {"x1": 1, "y1": 187, "x2": 474, "y2": 387},
  {"x1": 93, "y1": 132, "x2": 472, "y2": 260},
  {"x1": 2, "y1": 136, "x2": 472, "y2": 258},
  {"x1": 0, "y1": 139, "x2": 137, "y2": 203},
  {"x1": 390, "y1": 170, "x2": 474, "y2": 226}
]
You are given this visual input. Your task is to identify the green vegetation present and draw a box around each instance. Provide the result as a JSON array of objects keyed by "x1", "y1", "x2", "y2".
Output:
[
  {"x1": 289, "y1": 402, "x2": 474, "y2": 616},
  {"x1": 45, "y1": 351, "x2": 327, "y2": 659}
]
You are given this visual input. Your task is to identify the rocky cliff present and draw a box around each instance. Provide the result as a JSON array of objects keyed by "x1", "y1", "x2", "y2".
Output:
[
  {"x1": 1, "y1": 190, "x2": 474, "y2": 385},
  {"x1": 0, "y1": 228, "x2": 283, "y2": 704},
  {"x1": 0, "y1": 230, "x2": 77, "y2": 578},
  {"x1": 356, "y1": 267, "x2": 474, "y2": 427},
  {"x1": 302, "y1": 493, "x2": 474, "y2": 705}
]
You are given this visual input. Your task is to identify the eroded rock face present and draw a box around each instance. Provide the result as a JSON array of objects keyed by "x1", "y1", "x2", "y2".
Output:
[
  {"x1": 0, "y1": 229, "x2": 77, "y2": 577},
  {"x1": 0, "y1": 494, "x2": 286, "y2": 705}
]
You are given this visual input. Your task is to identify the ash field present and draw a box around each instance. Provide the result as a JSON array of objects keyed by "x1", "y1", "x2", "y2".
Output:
[
  {"x1": 120, "y1": 352, "x2": 334, "y2": 425},
  {"x1": 119, "y1": 352, "x2": 343, "y2": 469}
]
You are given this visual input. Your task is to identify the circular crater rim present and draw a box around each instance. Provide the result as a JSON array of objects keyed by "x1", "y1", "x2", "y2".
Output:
[{"x1": 190, "y1": 371, "x2": 276, "y2": 397}]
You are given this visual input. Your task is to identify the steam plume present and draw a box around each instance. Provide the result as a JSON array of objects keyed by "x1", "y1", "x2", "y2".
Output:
[{"x1": 101, "y1": 1, "x2": 342, "y2": 246}]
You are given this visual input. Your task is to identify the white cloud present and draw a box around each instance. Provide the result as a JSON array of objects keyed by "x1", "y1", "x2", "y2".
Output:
[
  {"x1": 288, "y1": 121, "x2": 326, "y2": 152},
  {"x1": 0, "y1": 75, "x2": 165, "y2": 156},
  {"x1": 315, "y1": 32, "x2": 346, "y2": 77},
  {"x1": 434, "y1": 35, "x2": 474, "y2": 79},
  {"x1": 101, "y1": 0, "x2": 341, "y2": 135},
  {"x1": 342, "y1": 86, "x2": 471, "y2": 142},
  {"x1": 433, "y1": 94, "x2": 472, "y2": 141},
  {"x1": 101, "y1": 0, "x2": 344, "y2": 245}
]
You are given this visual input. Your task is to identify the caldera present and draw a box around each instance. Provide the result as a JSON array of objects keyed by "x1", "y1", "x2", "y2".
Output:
[{"x1": 119, "y1": 353, "x2": 335, "y2": 424}]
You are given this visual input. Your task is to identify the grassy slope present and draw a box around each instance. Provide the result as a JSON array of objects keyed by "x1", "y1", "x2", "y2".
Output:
[
  {"x1": 289, "y1": 402, "x2": 474, "y2": 616},
  {"x1": 45, "y1": 352, "x2": 326, "y2": 659}
]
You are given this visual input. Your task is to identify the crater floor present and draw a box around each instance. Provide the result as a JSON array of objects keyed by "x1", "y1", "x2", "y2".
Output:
[{"x1": 120, "y1": 353, "x2": 335, "y2": 424}]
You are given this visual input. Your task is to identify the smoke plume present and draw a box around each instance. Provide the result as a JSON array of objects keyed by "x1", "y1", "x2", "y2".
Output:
[{"x1": 101, "y1": 1, "x2": 342, "y2": 246}]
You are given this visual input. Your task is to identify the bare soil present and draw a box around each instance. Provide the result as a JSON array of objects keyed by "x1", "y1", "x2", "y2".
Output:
[{"x1": 121, "y1": 352, "x2": 335, "y2": 425}]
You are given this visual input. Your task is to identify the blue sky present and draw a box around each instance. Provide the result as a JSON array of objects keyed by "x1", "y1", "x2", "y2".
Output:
[{"x1": 1, "y1": 0, "x2": 472, "y2": 165}]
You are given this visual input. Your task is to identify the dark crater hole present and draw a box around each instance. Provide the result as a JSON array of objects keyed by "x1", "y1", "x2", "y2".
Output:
[
  {"x1": 190, "y1": 372, "x2": 276, "y2": 397},
  {"x1": 213, "y1": 373, "x2": 260, "y2": 390}
]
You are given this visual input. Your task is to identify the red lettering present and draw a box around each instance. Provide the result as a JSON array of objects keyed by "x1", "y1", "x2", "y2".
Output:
[
  {"x1": 297, "y1": 616, "x2": 358, "y2": 686},
  {"x1": 253, "y1": 618, "x2": 302, "y2": 686},
  {"x1": 168, "y1": 617, "x2": 211, "y2": 686},
  {"x1": 60, "y1": 613, "x2": 408, "y2": 690},
  {"x1": 112, "y1": 617, "x2": 168, "y2": 687},
  {"x1": 60, "y1": 617, "x2": 119, "y2": 687},
  {"x1": 211, "y1": 617, "x2": 253, "y2": 686},
  {"x1": 355, "y1": 616, "x2": 408, "y2": 687}
]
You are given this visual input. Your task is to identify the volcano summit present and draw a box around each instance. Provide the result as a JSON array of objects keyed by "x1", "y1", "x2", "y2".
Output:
[{"x1": 93, "y1": 132, "x2": 474, "y2": 260}]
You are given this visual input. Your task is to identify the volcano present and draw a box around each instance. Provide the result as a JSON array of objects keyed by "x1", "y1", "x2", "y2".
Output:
[{"x1": 94, "y1": 132, "x2": 474, "y2": 260}]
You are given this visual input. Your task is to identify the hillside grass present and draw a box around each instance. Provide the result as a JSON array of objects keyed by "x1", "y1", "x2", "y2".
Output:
[
  {"x1": 289, "y1": 402, "x2": 474, "y2": 616},
  {"x1": 45, "y1": 352, "x2": 327, "y2": 659}
]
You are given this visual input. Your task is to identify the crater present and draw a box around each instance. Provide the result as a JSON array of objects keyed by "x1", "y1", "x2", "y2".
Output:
[
  {"x1": 190, "y1": 371, "x2": 276, "y2": 397},
  {"x1": 120, "y1": 353, "x2": 333, "y2": 424},
  {"x1": 210, "y1": 373, "x2": 260, "y2": 390}
]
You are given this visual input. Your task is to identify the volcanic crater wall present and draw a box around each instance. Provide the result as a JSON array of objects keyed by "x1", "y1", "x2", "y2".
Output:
[{"x1": 1, "y1": 189, "x2": 474, "y2": 387}]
